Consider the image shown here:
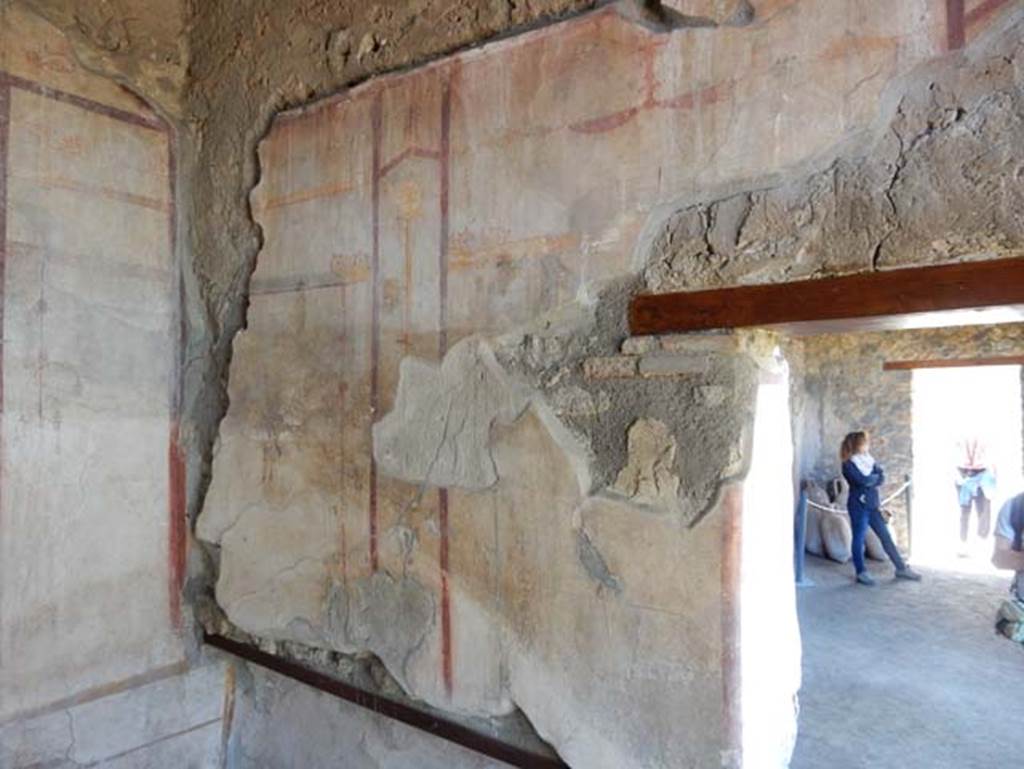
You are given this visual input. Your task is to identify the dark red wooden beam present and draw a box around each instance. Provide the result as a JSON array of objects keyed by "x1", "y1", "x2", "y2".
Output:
[
  {"x1": 629, "y1": 258, "x2": 1024, "y2": 336},
  {"x1": 883, "y1": 355, "x2": 1024, "y2": 371}
]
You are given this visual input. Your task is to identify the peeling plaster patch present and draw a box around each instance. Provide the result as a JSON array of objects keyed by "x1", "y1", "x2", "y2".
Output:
[
  {"x1": 613, "y1": 418, "x2": 681, "y2": 508},
  {"x1": 327, "y1": 572, "x2": 436, "y2": 693},
  {"x1": 645, "y1": 49, "x2": 1024, "y2": 293},
  {"x1": 373, "y1": 338, "x2": 531, "y2": 491}
]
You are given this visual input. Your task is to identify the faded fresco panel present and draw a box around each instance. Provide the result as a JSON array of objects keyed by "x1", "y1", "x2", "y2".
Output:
[
  {"x1": 0, "y1": 12, "x2": 179, "y2": 721},
  {"x1": 201, "y1": 1, "x2": 1020, "y2": 765}
]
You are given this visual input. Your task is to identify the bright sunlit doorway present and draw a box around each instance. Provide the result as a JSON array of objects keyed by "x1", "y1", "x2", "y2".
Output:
[{"x1": 911, "y1": 364, "x2": 1024, "y2": 573}]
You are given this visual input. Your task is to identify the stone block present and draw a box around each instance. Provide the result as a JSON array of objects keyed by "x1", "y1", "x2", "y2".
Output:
[
  {"x1": 583, "y1": 356, "x2": 638, "y2": 379},
  {"x1": 659, "y1": 333, "x2": 737, "y2": 354},
  {"x1": 638, "y1": 353, "x2": 709, "y2": 378},
  {"x1": 619, "y1": 336, "x2": 660, "y2": 355}
]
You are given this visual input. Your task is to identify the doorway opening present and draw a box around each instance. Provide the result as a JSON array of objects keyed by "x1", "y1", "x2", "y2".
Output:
[{"x1": 911, "y1": 364, "x2": 1024, "y2": 572}]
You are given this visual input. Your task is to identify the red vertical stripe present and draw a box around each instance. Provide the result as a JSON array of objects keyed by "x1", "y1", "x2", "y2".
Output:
[
  {"x1": 438, "y1": 75, "x2": 453, "y2": 699},
  {"x1": 369, "y1": 93, "x2": 382, "y2": 573},
  {"x1": 168, "y1": 420, "x2": 187, "y2": 629},
  {"x1": 165, "y1": 127, "x2": 186, "y2": 631},
  {"x1": 946, "y1": 0, "x2": 966, "y2": 50}
]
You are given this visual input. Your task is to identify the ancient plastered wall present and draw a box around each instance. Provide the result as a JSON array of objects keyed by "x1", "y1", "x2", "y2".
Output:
[
  {"x1": 194, "y1": 3, "x2": 1024, "y2": 766},
  {"x1": 0, "y1": 7, "x2": 228, "y2": 761},
  {"x1": 225, "y1": 661, "x2": 514, "y2": 769},
  {"x1": 795, "y1": 323, "x2": 1024, "y2": 548}
]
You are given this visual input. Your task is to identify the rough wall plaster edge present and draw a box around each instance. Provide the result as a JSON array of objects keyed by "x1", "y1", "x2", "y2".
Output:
[{"x1": 629, "y1": 5, "x2": 1024, "y2": 287}]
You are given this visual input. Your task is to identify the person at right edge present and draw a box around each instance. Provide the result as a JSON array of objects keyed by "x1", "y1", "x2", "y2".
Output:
[
  {"x1": 992, "y1": 491, "x2": 1024, "y2": 603},
  {"x1": 840, "y1": 431, "x2": 922, "y2": 586}
]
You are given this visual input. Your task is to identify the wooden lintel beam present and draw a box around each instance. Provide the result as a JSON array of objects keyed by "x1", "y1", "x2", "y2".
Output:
[
  {"x1": 882, "y1": 355, "x2": 1024, "y2": 371},
  {"x1": 629, "y1": 257, "x2": 1024, "y2": 335}
]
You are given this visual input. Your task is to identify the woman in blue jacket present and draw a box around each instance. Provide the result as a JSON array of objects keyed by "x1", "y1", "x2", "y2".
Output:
[{"x1": 840, "y1": 431, "x2": 922, "y2": 586}]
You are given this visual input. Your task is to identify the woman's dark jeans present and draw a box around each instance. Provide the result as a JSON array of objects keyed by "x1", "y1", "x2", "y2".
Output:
[{"x1": 849, "y1": 507, "x2": 906, "y2": 574}]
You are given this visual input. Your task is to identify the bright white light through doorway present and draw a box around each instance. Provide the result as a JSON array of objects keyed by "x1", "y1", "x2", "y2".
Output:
[{"x1": 911, "y1": 364, "x2": 1023, "y2": 573}]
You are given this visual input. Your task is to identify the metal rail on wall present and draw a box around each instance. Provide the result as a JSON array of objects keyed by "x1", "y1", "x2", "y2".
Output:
[{"x1": 204, "y1": 634, "x2": 570, "y2": 769}]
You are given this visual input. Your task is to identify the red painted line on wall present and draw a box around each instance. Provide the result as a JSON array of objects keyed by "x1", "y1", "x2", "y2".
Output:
[
  {"x1": 168, "y1": 420, "x2": 187, "y2": 630},
  {"x1": 965, "y1": 0, "x2": 1011, "y2": 26},
  {"x1": 946, "y1": 0, "x2": 966, "y2": 49},
  {"x1": 379, "y1": 146, "x2": 443, "y2": 179},
  {"x1": 166, "y1": 131, "x2": 185, "y2": 632},
  {"x1": 657, "y1": 80, "x2": 734, "y2": 112},
  {"x1": 0, "y1": 660, "x2": 190, "y2": 727},
  {"x1": 3, "y1": 69, "x2": 182, "y2": 629},
  {"x1": 438, "y1": 76, "x2": 453, "y2": 699},
  {"x1": 720, "y1": 485, "x2": 743, "y2": 765},
  {"x1": 369, "y1": 92, "x2": 383, "y2": 573},
  {"x1": 0, "y1": 72, "x2": 163, "y2": 130},
  {"x1": 569, "y1": 80, "x2": 732, "y2": 135},
  {"x1": 569, "y1": 106, "x2": 640, "y2": 134}
]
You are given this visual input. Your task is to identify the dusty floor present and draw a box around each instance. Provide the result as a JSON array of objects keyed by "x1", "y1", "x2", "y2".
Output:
[{"x1": 792, "y1": 555, "x2": 1024, "y2": 769}]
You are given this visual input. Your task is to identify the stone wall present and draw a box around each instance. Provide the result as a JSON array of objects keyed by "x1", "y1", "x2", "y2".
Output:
[{"x1": 794, "y1": 323, "x2": 1024, "y2": 548}]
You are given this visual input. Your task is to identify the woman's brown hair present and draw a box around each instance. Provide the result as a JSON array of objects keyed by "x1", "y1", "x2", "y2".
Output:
[{"x1": 840, "y1": 431, "x2": 869, "y2": 462}]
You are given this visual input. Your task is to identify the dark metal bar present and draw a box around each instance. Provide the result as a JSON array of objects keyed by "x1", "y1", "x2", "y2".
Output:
[{"x1": 203, "y1": 634, "x2": 569, "y2": 769}]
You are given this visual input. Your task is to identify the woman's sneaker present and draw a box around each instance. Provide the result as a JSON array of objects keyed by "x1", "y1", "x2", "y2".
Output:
[
  {"x1": 856, "y1": 572, "x2": 877, "y2": 586},
  {"x1": 895, "y1": 567, "x2": 922, "y2": 581}
]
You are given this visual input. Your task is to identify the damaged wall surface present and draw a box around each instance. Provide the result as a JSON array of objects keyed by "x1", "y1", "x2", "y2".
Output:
[
  {"x1": 4, "y1": 0, "x2": 1024, "y2": 767},
  {"x1": 0, "y1": 3, "x2": 185, "y2": 716},
  {"x1": 197, "y1": 1, "x2": 1023, "y2": 767},
  {"x1": 225, "y1": 661, "x2": 515, "y2": 768},
  {"x1": 0, "y1": 5, "x2": 232, "y2": 766}
]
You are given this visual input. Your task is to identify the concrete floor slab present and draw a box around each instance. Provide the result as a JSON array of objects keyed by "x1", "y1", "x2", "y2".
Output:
[{"x1": 793, "y1": 557, "x2": 1024, "y2": 769}]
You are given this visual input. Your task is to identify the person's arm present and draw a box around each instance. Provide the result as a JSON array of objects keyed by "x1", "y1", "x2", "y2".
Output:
[
  {"x1": 992, "y1": 535, "x2": 1024, "y2": 571},
  {"x1": 842, "y1": 460, "x2": 884, "y2": 489}
]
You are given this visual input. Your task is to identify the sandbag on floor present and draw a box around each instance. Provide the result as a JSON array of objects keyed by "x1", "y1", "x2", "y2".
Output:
[
  {"x1": 820, "y1": 512, "x2": 852, "y2": 564},
  {"x1": 804, "y1": 483, "x2": 830, "y2": 557}
]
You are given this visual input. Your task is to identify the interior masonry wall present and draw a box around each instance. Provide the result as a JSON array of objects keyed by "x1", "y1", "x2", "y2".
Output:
[
  {"x1": 225, "y1": 660, "x2": 515, "y2": 769},
  {"x1": 196, "y1": 2, "x2": 1024, "y2": 767},
  {"x1": 792, "y1": 323, "x2": 1024, "y2": 548},
  {"x1": 0, "y1": 5, "x2": 229, "y2": 765},
  {"x1": 4, "y1": 0, "x2": 1024, "y2": 767}
]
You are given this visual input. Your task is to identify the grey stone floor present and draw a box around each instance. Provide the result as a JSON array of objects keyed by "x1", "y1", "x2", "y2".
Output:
[{"x1": 791, "y1": 556, "x2": 1024, "y2": 769}]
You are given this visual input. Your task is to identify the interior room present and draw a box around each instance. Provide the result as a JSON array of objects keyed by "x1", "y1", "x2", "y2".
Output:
[{"x1": 2, "y1": 1, "x2": 1023, "y2": 767}]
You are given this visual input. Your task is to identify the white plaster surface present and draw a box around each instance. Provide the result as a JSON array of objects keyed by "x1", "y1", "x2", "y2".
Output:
[
  {"x1": 227, "y1": 662, "x2": 511, "y2": 769},
  {"x1": 0, "y1": 661, "x2": 227, "y2": 768},
  {"x1": 198, "y1": 1, "x2": 1020, "y2": 766},
  {"x1": 0, "y1": 0, "x2": 187, "y2": 738}
]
